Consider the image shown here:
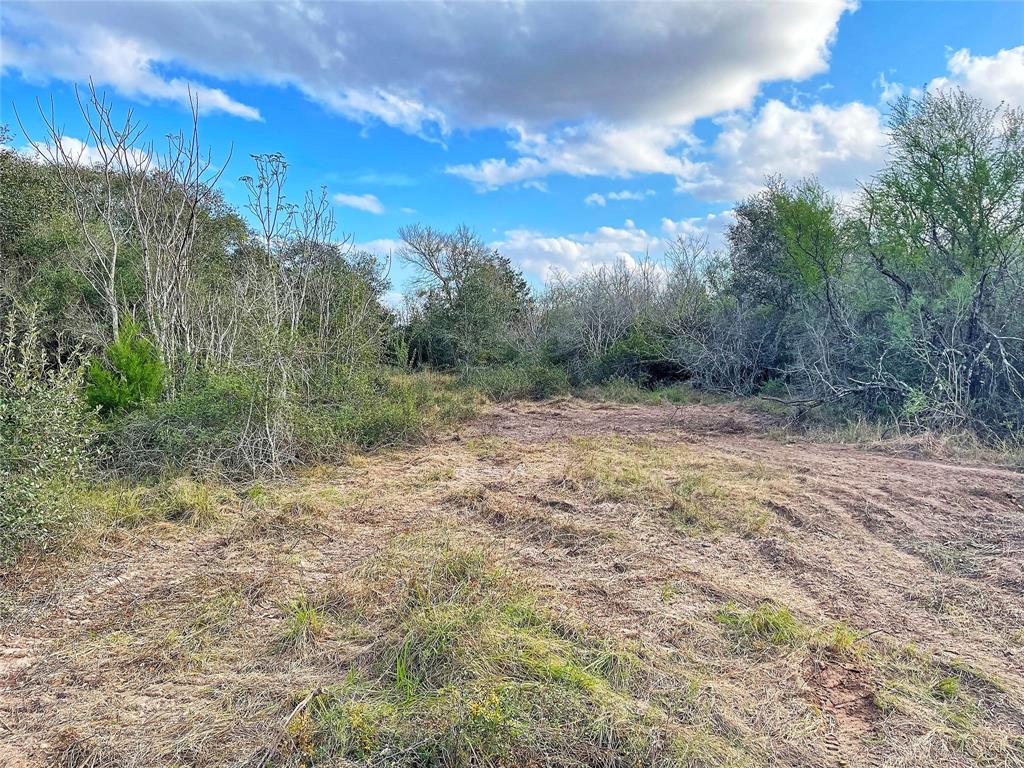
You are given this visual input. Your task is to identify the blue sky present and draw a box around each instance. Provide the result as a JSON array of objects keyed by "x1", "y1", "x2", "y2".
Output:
[{"x1": 2, "y1": 1, "x2": 1022, "y2": 295}]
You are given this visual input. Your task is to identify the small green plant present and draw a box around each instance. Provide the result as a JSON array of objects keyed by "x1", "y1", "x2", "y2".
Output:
[
  {"x1": 816, "y1": 621, "x2": 860, "y2": 656},
  {"x1": 84, "y1": 320, "x2": 166, "y2": 414},
  {"x1": 933, "y1": 676, "x2": 960, "y2": 700},
  {"x1": 277, "y1": 597, "x2": 326, "y2": 652}
]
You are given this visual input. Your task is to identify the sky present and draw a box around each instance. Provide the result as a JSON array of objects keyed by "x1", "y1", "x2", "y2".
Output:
[{"x1": 2, "y1": 1, "x2": 1022, "y2": 297}]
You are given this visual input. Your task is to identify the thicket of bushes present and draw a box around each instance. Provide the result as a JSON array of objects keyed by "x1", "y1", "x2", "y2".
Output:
[
  {"x1": 1, "y1": 86, "x2": 1021, "y2": 561},
  {"x1": 399, "y1": 89, "x2": 1023, "y2": 439}
]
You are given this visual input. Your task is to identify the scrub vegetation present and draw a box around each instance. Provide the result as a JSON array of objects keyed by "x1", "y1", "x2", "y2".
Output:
[{"x1": 2, "y1": 86, "x2": 1023, "y2": 767}]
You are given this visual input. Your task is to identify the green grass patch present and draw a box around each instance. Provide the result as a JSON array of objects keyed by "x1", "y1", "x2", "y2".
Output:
[
  {"x1": 275, "y1": 597, "x2": 328, "y2": 653},
  {"x1": 715, "y1": 601, "x2": 805, "y2": 650},
  {"x1": 274, "y1": 537, "x2": 748, "y2": 767},
  {"x1": 567, "y1": 438, "x2": 785, "y2": 536},
  {"x1": 578, "y1": 378, "x2": 726, "y2": 406},
  {"x1": 460, "y1": 362, "x2": 570, "y2": 402}
]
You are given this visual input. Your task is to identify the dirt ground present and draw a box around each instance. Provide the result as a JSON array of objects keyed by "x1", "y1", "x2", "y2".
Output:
[{"x1": 2, "y1": 399, "x2": 1023, "y2": 767}]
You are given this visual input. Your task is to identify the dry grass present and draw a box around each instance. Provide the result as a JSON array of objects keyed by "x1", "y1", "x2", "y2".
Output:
[
  {"x1": 3, "y1": 398, "x2": 1024, "y2": 767},
  {"x1": 565, "y1": 436, "x2": 791, "y2": 535}
]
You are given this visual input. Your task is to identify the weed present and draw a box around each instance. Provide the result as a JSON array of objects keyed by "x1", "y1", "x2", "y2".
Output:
[
  {"x1": 933, "y1": 677, "x2": 960, "y2": 700},
  {"x1": 814, "y1": 621, "x2": 861, "y2": 656},
  {"x1": 276, "y1": 597, "x2": 327, "y2": 652}
]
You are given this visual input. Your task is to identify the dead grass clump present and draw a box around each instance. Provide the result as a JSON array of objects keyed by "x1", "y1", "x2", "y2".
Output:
[
  {"x1": 270, "y1": 536, "x2": 747, "y2": 767},
  {"x1": 566, "y1": 437, "x2": 786, "y2": 535},
  {"x1": 449, "y1": 485, "x2": 611, "y2": 550}
]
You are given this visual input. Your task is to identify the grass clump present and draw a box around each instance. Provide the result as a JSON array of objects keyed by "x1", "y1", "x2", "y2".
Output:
[
  {"x1": 79, "y1": 476, "x2": 232, "y2": 530},
  {"x1": 715, "y1": 601, "x2": 805, "y2": 650},
  {"x1": 274, "y1": 536, "x2": 744, "y2": 767},
  {"x1": 868, "y1": 644, "x2": 1023, "y2": 761},
  {"x1": 813, "y1": 621, "x2": 861, "y2": 657},
  {"x1": 578, "y1": 377, "x2": 724, "y2": 406},
  {"x1": 276, "y1": 597, "x2": 328, "y2": 653}
]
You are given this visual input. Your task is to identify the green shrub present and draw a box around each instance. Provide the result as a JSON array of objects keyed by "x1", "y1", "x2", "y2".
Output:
[
  {"x1": 593, "y1": 325, "x2": 674, "y2": 384},
  {"x1": 460, "y1": 362, "x2": 570, "y2": 401},
  {"x1": 105, "y1": 368, "x2": 477, "y2": 478},
  {"x1": 103, "y1": 369, "x2": 283, "y2": 477},
  {"x1": 0, "y1": 311, "x2": 95, "y2": 561},
  {"x1": 84, "y1": 321, "x2": 166, "y2": 414}
]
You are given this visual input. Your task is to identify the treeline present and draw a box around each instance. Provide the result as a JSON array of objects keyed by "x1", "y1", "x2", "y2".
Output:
[
  {"x1": 2, "y1": 86, "x2": 1022, "y2": 560},
  {"x1": 403, "y1": 89, "x2": 1024, "y2": 437}
]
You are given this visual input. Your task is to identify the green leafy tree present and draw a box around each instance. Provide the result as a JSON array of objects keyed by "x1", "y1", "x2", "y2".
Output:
[
  {"x1": 858, "y1": 88, "x2": 1024, "y2": 429},
  {"x1": 400, "y1": 225, "x2": 531, "y2": 368}
]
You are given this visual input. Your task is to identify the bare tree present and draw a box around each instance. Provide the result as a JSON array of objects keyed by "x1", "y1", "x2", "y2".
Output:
[
  {"x1": 20, "y1": 81, "x2": 230, "y2": 370},
  {"x1": 18, "y1": 83, "x2": 142, "y2": 339}
]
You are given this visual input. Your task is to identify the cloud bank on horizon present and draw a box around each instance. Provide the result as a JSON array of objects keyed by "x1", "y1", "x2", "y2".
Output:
[{"x1": 2, "y1": 0, "x2": 1022, "y2": 283}]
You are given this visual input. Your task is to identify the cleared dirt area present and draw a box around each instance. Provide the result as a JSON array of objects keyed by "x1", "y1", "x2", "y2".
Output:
[{"x1": 2, "y1": 399, "x2": 1023, "y2": 767}]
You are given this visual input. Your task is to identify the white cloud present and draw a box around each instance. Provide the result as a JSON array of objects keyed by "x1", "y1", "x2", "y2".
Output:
[
  {"x1": 608, "y1": 189, "x2": 655, "y2": 202},
  {"x1": 930, "y1": 46, "x2": 1024, "y2": 108},
  {"x1": 448, "y1": 123, "x2": 700, "y2": 190},
  {"x1": 680, "y1": 99, "x2": 886, "y2": 201},
  {"x1": 333, "y1": 192, "x2": 384, "y2": 215},
  {"x1": 355, "y1": 237, "x2": 401, "y2": 255},
  {"x1": 3, "y1": 0, "x2": 852, "y2": 160},
  {"x1": 20, "y1": 135, "x2": 103, "y2": 165},
  {"x1": 492, "y1": 220, "x2": 663, "y2": 282},
  {"x1": 381, "y1": 290, "x2": 405, "y2": 311},
  {"x1": 20, "y1": 135, "x2": 152, "y2": 170},
  {"x1": 1, "y1": 18, "x2": 261, "y2": 120},
  {"x1": 661, "y1": 210, "x2": 736, "y2": 253},
  {"x1": 585, "y1": 189, "x2": 655, "y2": 207},
  {"x1": 874, "y1": 72, "x2": 905, "y2": 104}
]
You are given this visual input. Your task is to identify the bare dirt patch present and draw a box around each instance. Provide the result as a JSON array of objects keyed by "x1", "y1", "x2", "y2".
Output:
[{"x1": 2, "y1": 399, "x2": 1022, "y2": 767}]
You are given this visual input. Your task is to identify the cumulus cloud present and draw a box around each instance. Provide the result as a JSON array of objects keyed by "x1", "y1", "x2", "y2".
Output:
[
  {"x1": 334, "y1": 193, "x2": 384, "y2": 215},
  {"x1": 492, "y1": 220, "x2": 663, "y2": 282},
  {"x1": 661, "y1": 210, "x2": 736, "y2": 253},
  {"x1": 448, "y1": 123, "x2": 703, "y2": 189},
  {"x1": 355, "y1": 237, "x2": 402, "y2": 255},
  {"x1": 1, "y1": 12, "x2": 261, "y2": 120},
  {"x1": 2, "y1": 0, "x2": 852, "y2": 158},
  {"x1": 930, "y1": 46, "x2": 1024, "y2": 108},
  {"x1": 20, "y1": 135, "x2": 104, "y2": 165},
  {"x1": 680, "y1": 100, "x2": 886, "y2": 201}
]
